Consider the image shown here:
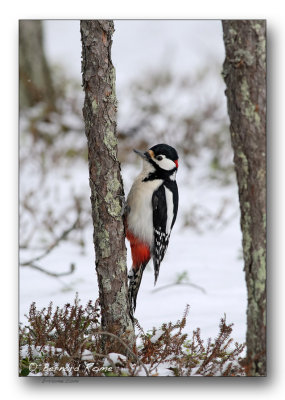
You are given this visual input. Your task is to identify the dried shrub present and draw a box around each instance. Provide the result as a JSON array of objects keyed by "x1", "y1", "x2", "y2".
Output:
[
  {"x1": 19, "y1": 298, "x2": 245, "y2": 377},
  {"x1": 136, "y1": 306, "x2": 245, "y2": 376}
]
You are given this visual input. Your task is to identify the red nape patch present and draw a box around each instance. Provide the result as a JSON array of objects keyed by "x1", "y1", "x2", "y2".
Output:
[
  {"x1": 126, "y1": 229, "x2": 150, "y2": 270},
  {"x1": 174, "y1": 159, "x2": 179, "y2": 168}
]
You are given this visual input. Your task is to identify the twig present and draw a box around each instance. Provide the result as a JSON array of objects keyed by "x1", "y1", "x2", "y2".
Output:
[
  {"x1": 21, "y1": 262, "x2": 75, "y2": 278},
  {"x1": 151, "y1": 282, "x2": 206, "y2": 294},
  {"x1": 59, "y1": 350, "x2": 120, "y2": 375},
  {"x1": 94, "y1": 330, "x2": 150, "y2": 377},
  {"x1": 91, "y1": 352, "x2": 119, "y2": 375},
  {"x1": 20, "y1": 217, "x2": 79, "y2": 267}
]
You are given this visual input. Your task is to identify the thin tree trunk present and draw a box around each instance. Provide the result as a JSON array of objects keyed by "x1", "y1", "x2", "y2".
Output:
[
  {"x1": 80, "y1": 20, "x2": 135, "y2": 354},
  {"x1": 222, "y1": 20, "x2": 266, "y2": 376}
]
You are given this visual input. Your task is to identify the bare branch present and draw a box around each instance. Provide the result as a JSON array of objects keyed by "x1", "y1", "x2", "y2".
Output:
[
  {"x1": 21, "y1": 262, "x2": 75, "y2": 278},
  {"x1": 92, "y1": 352, "x2": 119, "y2": 375},
  {"x1": 20, "y1": 217, "x2": 79, "y2": 267},
  {"x1": 94, "y1": 330, "x2": 150, "y2": 376},
  {"x1": 152, "y1": 282, "x2": 206, "y2": 294}
]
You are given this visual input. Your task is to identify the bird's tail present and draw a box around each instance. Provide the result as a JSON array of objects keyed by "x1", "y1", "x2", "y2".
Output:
[
  {"x1": 128, "y1": 263, "x2": 147, "y2": 320},
  {"x1": 154, "y1": 260, "x2": 161, "y2": 286}
]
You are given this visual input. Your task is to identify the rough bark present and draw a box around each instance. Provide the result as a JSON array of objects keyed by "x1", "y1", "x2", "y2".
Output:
[
  {"x1": 80, "y1": 20, "x2": 135, "y2": 355},
  {"x1": 222, "y1": 20, "x2": 266, "y2": 376},
  {"x1": 19, "y1": 20, "x2": 55, "y2": 110}
]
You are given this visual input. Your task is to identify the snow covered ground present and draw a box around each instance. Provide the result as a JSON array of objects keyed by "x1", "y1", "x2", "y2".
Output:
[
  {"x1": 20, "y1": 20, "x2": 247, "y2": 348},
  {"x1": 19, "y1": 161, "x2": 246, "y2": 345}
]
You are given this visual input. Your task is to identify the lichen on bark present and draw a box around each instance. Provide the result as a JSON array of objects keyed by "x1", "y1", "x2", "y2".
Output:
[
  {"x1": 80, "y1": 20, "x2": 135, "y2": 354},
  {"x1": 222, "y1": 20, "x2": 266, "y2": 376}
]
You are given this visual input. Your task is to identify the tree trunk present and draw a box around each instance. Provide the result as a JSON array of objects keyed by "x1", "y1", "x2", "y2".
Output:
[
  {"x1": 80, "y1": 20, "x2": 135, "y2": 355},
  {"x1": 19, "y1": 20, "x2": 55, "y2": 110},
  {"x1": 222, "y1": 20, "x2": 266, "y2": 376}
]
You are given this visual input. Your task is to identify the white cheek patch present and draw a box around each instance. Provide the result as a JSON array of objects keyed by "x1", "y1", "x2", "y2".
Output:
[{"x1": 154, "y1": 156, "x2": 176, "y2": 171}]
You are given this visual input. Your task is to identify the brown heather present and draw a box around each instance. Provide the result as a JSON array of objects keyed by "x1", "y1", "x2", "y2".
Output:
[{"x1": 19, "y1": 298, "x2": 246, "y2": 377}]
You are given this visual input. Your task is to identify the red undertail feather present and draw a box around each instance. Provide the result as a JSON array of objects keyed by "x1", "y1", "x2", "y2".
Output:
[{"x1": 126, "y1": 229, "x2": 150, "y2": 269}]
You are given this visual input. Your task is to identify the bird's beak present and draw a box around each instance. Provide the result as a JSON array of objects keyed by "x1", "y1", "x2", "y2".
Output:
[{"x1": 133, "y1": 149, "x2": 149, "y2": 160}]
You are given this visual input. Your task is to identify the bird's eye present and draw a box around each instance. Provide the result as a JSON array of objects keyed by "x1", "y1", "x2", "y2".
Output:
[{"x1": 156, "y1": 155, "x2": 163, "y2": 161}]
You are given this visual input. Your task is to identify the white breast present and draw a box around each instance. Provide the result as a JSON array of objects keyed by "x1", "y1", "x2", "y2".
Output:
[{"x1": 127, "y1": 172, "x2": 162, "y2": 246}]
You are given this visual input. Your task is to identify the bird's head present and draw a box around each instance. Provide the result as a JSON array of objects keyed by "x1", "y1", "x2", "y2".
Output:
[{"x1": 134, "y1": 143, "x2": 179, "y2": 180}]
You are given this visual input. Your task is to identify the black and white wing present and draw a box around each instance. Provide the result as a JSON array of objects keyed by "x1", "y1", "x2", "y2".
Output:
[{"x1": 152, "y1": 181, "x2": 178, "y2": 284}]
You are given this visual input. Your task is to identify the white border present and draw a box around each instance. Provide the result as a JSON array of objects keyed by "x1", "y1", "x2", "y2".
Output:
[{"x1": 1, "y1": 0, "x2": 284, "y2": 397}]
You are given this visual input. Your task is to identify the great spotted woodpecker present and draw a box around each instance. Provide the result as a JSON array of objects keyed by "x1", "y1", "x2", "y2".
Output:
[{"x1": 125, "y1": 143, "x2": 179, "y2": 317}]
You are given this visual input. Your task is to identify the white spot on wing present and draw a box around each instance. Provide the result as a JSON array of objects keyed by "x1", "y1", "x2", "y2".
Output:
[
  {"x1": 170, "y1": 171, "x2": 177, "y2": 181},
  {"x1": 164, "y1": 186, "x2": 173, "y2": 234}
]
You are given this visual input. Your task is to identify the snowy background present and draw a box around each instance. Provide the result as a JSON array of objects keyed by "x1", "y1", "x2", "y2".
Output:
[{"x1": 19, "y1": 20, "x2": 246, "y2": 346}]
